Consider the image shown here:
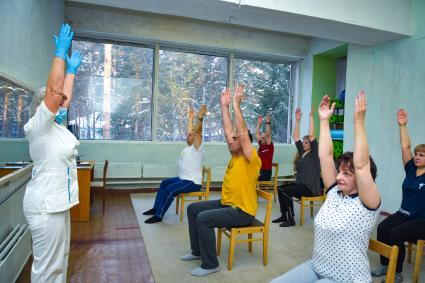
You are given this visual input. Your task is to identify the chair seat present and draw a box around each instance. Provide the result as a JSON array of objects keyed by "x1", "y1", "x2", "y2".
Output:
[
  {"x1": 184, "y1": 191, "x2": 206, "y2": 197},
  {"x1": 224, "y1": 218, "x2": 264, "y2": 232},
  {"x1": 90, "y1": 181, "x2": 103, "y2": 188}
]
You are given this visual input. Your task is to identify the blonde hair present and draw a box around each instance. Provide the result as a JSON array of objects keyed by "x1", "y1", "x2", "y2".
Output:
[{"x1": 414, "y1": 144, "x2": 425, "y2": 154}]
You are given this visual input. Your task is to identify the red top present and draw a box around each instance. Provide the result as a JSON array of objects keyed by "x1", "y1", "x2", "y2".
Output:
[{"x1": 258, "y1": 142, "x2": 274, "y2": 170}]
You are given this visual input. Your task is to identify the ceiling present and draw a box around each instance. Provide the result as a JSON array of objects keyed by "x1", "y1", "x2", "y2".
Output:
[{"x1": 67, "y1": 0, "x2": 411, "y2": 46}]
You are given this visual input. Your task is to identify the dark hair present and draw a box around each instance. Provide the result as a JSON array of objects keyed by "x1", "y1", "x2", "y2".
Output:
[
  {"x1": 247, "y1": 130, "x2": 253, "y2": 143},
  {"x1": 336, "y1": 151, "x2": 378, "y2": 181}
]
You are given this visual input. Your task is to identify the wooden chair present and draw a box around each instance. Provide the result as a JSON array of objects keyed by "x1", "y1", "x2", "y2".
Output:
[
  {"x1": 176, "y1": 166, "x2": 211, "y2": 221},
  {"x1": 216, "y1": 189, "x2": 273, "y2": 270},
  {"x1": 294, "y1": 189, "x2": 326, "y2": 226},
  {"x1": 90, "y1": 160, "x2": 108, "y2": 214},
  {"x1": 406, "y1": 239, "x2": 424, "y2": 283},
  {"x1": 369, "y1": 239, "x2": 399, "y2": 283},
  {"x1": 257, "y1": 162, "x2": 279, "y2": 203}
]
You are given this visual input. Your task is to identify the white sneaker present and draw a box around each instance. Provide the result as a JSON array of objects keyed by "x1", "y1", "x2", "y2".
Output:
[
  {"x1": 190, "y1": 266, "x2": 220, "y2": 277},
  {"x1": 180, "y1": 253, "x2": 201, "y2": 261}
]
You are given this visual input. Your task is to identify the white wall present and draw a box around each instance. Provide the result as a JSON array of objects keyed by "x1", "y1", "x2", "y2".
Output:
[
  {"x1": 343, "y1": 0, "x2": 425, "y2": 212},
  {"x1": 0, "y1": 0, "x2": 64, "y2": 90}
]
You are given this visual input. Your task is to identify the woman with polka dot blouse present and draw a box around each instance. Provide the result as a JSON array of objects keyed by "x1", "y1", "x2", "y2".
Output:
[
  {"x1": 371, "y1": 109, "x2": 425, "y2": 283},
  {"x1": 271, "y1": 91, "x2": 381, "y2": 283}
]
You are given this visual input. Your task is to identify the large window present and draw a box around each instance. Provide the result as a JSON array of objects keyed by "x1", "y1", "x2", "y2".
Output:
[
  {"x1": 158, "y1": 50, "x2": 227, "y2": 142},
  {"x1": 1, "y1": 39, "x2": 298, "y2": 143},
  {"x1": 0, "y1": 78, "x2": 33, "y2": 138},
  {"x1": 234, "y1": 58, "x2": 295, "y2": 143},
  {"x1": 70, "y1": 40, "x2": 153, "y2": 140}
]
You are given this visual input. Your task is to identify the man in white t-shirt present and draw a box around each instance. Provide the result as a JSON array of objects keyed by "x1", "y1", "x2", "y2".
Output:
[{"x1": 143, "y1": 105, "x2": 207, "y2": 223}]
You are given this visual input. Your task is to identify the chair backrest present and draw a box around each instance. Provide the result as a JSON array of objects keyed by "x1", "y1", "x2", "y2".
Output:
[
  {"x1": 369, "y1": 239, "x2": 399, "y2": 283},
  {"x1": 102, "y1": 160, "x2": 109, "y2": 187},
  {"x1": 271, "y1": 162, "x2": 279, "y2": 186},
  {"x1": 256, "y1": 188, "x2": 273, "y2": 230},
  {"x1": 202, "y1": 166, "x2": 211, "y2": 199}
]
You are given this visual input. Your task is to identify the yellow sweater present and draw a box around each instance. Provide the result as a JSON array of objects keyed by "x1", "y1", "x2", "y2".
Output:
[{"x1": 221, "y1": 149, "x2": 261, "y2": 216}]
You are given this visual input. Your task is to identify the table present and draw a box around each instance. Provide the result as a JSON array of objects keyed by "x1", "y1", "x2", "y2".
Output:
[
  {"x1": 70, "y1": 161, "x2": 95, "y2": 221},
  {"x1": 0, "y1": 162, "x2": 31, "y2": 177}
]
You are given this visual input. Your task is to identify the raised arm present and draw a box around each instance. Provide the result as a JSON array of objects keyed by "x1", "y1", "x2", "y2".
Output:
[
  {"x1": 221, "y1": 88, "x2": 234, "y2": 145},
  {"x1": 193, "y1": 105, "x2": 207, "y2": 150},
  {"x1": 265, "y1": 114, "x2": 272, "y2": 145},
  {"x1": 44, "y1": 24, "x2": 74, "y2": 114},
  {"x1": 292, "y1": 108, "x2": 302, "y2": 142},
  {"x1": 187, "y1": 107, "x2": 195, "y2": 133},
  {"x1": 233, "y1": 84, "x2": 254, "y2": 161},
  {"x1": 309, "y1": 107, "x2": 316, "y2": 141},
  {"x1": 318, "y1": 95, "x2": 337, "y2": 189},
  {"x1": 255, "y1": 115, "x2": 262, "y2": 143},
  {"x1": 61, "y1": 51, "x2": 81, "y2": 109},
  {"x1": 353, "y1": 91, "x2": 380, "y2": 209},
  {"x1": 397, "y1": 109, "x2": 413, "y2": 166}
]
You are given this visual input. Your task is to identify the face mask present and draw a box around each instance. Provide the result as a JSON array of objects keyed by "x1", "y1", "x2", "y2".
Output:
[{"x1": 55, "y1": 107, "x2": 68, "y2": 125}]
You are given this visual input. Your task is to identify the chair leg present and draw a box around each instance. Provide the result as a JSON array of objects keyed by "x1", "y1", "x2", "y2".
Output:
[
  {"x1": 300, "y1": 199, "x2": 305, "y2": 226},
  {"x1": 273, "y1": 186, "x2": 277, "y2": 203},
  {"x1": 179, "y1": 195, "x2": 185, "y2": 221},
  {"x1": 216, "y1": 229, "x2": 222, "y2": 256},
  {"x1": 263, "y1": 231, "x2": 269, "y2": 266},
  {"x1": 248, "y1": 234, "x2": 253, "y2": 252},
  {"x1": 310, "y1": 201, "x2": 314, "y2": 218},
  {"x1": 175, "y1": 195, "x2": 179, "y2": 214},
  {"x1": 228, "y1": 229, "x2": 236, "y2": 271},
  {"x1": 102, "y1": 188, "x2": 105, "y2": 215},
  {"x1": 413, "y1": 240, "x2": 424, "y2": 283},
  {"x1": 408, "y1": 242, "x2": 413, "y2": 263}
]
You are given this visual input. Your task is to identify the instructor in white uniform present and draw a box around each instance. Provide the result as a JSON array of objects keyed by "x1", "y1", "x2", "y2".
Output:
[{"x1": 23, "y1": 23, "x2": 82, "y2": 283}]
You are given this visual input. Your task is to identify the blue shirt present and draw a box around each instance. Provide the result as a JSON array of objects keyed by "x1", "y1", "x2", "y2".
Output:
[{"x1": 400, "y1": 159, "x2": 425, "y2": 219}]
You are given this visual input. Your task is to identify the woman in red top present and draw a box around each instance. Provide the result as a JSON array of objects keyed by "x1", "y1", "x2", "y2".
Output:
[{"x1": 255, "y1": 114, "x2": 274, "y2": 181}]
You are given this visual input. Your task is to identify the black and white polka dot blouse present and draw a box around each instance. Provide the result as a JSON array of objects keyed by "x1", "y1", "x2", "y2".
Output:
[{"x1": 311, "y1": 184, "x2": 379, "y2": 283}]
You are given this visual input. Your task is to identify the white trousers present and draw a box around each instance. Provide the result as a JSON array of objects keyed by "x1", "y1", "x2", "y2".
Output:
[{"x1": 24, "y1": 210, "x2": 70, "y2": 283}]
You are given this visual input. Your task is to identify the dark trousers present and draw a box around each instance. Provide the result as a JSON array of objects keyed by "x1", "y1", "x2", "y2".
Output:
[
  {"x1": 258, "y1": 169, "x2": 272, "y2": 181},
  {"x1": 277, "y1": 183, "x2": 312, "y2": 219},
  {"x1": 377, "y1": 211, "x2": 425, "y2": 273},
  {"x1": 187, "y1": 199, "x2": 254, "y2": 269},
  {"x1": 153, "y1": 177, "x2": 200, "y2": 218}
]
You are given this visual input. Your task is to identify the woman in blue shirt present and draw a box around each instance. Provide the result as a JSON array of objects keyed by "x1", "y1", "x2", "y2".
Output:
[{"x1": 372, "y1": 109, "x2": 425, "y2": 283}]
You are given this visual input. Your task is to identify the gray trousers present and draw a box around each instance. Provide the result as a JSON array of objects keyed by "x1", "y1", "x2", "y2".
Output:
[{"x1": 187, "y1": 199, "x2": 255, "y2": 269}]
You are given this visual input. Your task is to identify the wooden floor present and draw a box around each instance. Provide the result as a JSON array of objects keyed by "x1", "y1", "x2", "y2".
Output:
[{"x1": 17, "y1": 193, "x2": 154, "y2": 283}]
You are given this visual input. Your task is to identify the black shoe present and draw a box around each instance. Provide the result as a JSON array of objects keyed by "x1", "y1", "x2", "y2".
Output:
[
  {"x1": 272, "y1": 215, "x2": 288, "y2": 223},
  {"x1": 279, "y1": 218, "x2": 295, "y2": 227},
  {"x1": 145, "y1": 216, "x2": 162, "y2": 224},
  {"x1": 143, "y1": 208, "x2": 156, "y2": 215}
]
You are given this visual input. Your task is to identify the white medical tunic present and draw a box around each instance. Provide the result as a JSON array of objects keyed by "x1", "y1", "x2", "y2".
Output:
[{"x1": 24, "y1": 101, "x2": 79, "y2": 213}]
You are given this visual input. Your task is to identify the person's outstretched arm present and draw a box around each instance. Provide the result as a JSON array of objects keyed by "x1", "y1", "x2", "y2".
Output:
[
  {"x1": 233, "y1": 84, "x2": 254, "y2": 161},
  {"x1": 292, "y1": 108, "x2": 301, "y2": 142},
  {"x1": 397, "y1": 109, "x2": 413, "y2": 166},
  {"x1": 265, "y1": 114, "x2": 272, "y2": 145},
  {"x1": 353, "y1": 91, "x2": 380, "y2": 209},
  {"x1": 44, "y1": 24, "x2": 74, "y2": 114},
  {"x1": 309, "y1": 107, "x2": 316, "y2": 141},
  {"x1": 193, "y1": 105, "x2": 207, "y2": 150},
  {"x1": 187, "y1": 107, "x2": 195, "y2": 133},
  {"x1": 255, "y1": 115, "x2": 262, "y2": 143},
  {"x1": 61, "y1": 51, "x2": 81, "y2": 109},
  {"x1": 221, "y1": 88, "x2": 234, "y2": 148},
  {"x1": 318, "y1": 95, "x2": 337, "y2": 189}
]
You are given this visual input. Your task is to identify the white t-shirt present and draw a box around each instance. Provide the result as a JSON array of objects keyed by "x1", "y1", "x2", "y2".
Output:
[
  {"x1": 178, "y1": 143, "x2": 204, "y2": 185},
  {"x1": 23, "y1": 101, "x2": 80, "y2": 213},
  {"x1": 311, "y1": 185, "x2": 379, "y2": 283}
]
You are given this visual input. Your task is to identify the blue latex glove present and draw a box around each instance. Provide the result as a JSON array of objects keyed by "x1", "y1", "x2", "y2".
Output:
[
  {"x1": 53, "y1": 24, "x2": 74, "y2": 60},
  {"x1": 66, "y1": 51, "x2": 82, "y2": 74}
]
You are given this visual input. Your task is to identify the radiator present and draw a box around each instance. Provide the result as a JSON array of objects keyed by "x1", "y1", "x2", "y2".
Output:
[{"x1": 0, "y1": 223, "x2": 31, "y2": 283}]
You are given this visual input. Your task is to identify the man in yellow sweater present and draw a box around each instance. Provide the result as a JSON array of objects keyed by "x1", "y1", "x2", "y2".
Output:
[{"x1": 181, "y1": 84, "x2": 262, "y2": 277}]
